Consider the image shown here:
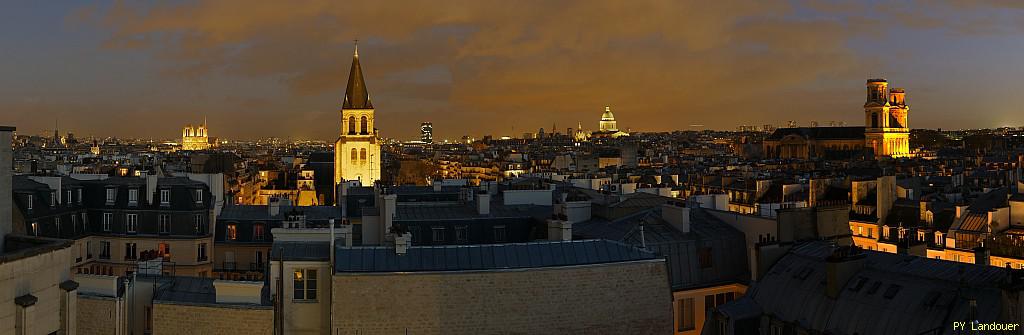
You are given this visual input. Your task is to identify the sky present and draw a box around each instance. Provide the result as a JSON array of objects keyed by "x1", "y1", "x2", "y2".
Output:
[{"x1": 2, "y1": 0, "x2": 1024, "y2": 141}]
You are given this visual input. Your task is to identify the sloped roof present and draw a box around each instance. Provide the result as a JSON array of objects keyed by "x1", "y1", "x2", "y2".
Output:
[
  {"x1": 333, "y1": 239, "x2": 656, "y2": 273},
  {"x1": 342, "y1": 47, "x2": 373, "y2": 109}
]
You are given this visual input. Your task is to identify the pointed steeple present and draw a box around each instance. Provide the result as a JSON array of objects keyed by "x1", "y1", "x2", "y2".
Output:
[{"x1": 343, "y1": 40, "x2": 373, "y2": 109}]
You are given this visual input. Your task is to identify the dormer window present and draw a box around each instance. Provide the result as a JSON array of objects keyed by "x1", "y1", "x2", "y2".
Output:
[
  {"x1": 76, "y1": 189, "x2": 82, "y2": 204},
  {"x1": 195, "y1": 189, "x2": 203, "y2": 204},
  {"x1": 160, "y1": 189, "x2": 170, "y2": 206},
  {"x1": 105, "y1": 188, "x2": 116, "y2": 205},
  {"x1": 128, "y1": 189, "x2": 139, "y2": 205},
  {"x1": 25, "y1": 195, "x2": 33, "y2": 211},
  {"x1": 50, "y1": 191, "x2": 56, "y2": 207},
  {"x1": 66, "y1": 190, "x2": 73, "y2": 206}
]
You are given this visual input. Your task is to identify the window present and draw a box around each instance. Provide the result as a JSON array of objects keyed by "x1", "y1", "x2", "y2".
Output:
[
  {"x1": 677, "y1": 298, "x2": 695, "y2": 331},
  {"x1": 50, "y1": 191, "x2": 56, "y2": 207},
  {"x1": 350, "y1": 148, "x2": 358, "y2": 162},
  {"x1": 293, "y1": 269, "x2": 318, "y2": 300},
  {"x1": 128, "y1": 189, "x2": 138, "y2": 205},
  {"x1": 158, "y1": 243, "x2": 171, "y2": 259},
  {"x1": 493, "y1": 225, "x2": 507, "y2": 242},
  {"x1": 360, "y1": 116, "x2": 368, "y2": 134},
  {"x1": 100, "y1": 241, "x2": 111, "y2": 259},
  {"x1": 857, "y1": 226, "x2": 863, "y2": 236},
  {"x1": 194, "y1": 214, "x2": 204, "y2": 234},
  {"x1": 76, "y1": 189, "x2": 82, "y2": 204},
  {"x1": 66, "y1": 190, "x2": 72, "y2": 206},
  {"x1": 102, "y1": 213, "x2": 113, "y2": 232},
  {"x1": 55, "y1": 217, "x2": 61, "y2": 235},
  {"x1": 360, "y1": 148, "x2": 367, "y2": 160},
  {"x1": 197, "y1": 243, "x2": 208, "y2": 261},
  {"x1": 124, "y1": 243, "x2": 137, "y2": 260},
  {"x1": 348, "y1": 116, "x2": 356, "y2": 134},
  {"x1": 226, "y1": 224, "x2": 238, "y2": 241},
  {"x1": 195, "y1": 189, "x2": 203, "y2": 203},
  {"x1": 105, "y1": 188, "x2": 116, "y2": 204},
  {"x1": 160, "y1": 189, "x2": 170, "y2": 205},
  {"x1": 455, "y1": 226, "x2": 468, "y2": 243},
  {"x1": 431, "y1": 227, "x2": 445, "y2": 243},
  {"x1": 408, "y1": 226, "x2": 421, "y2": 244},
  {"x1": 254, "y1": 224, "x2": 265, "y2": 241},
  {"x1": 159, "y1": 214, "x2": 171, "y2": 234},
  {"x1": 126, "y1": 214, "x2": 138, "y2": 233},
  {"x1": 71, "y1": 215, "x2": 78, "y2": 234},
  {"x1": 25, "y1": 195, "x2": 33, "y2": 211},
  {"x1": 699, "y1": 246, "x2": 713, "y2": 269},
  {"x1": 30, "y1": 222, "x2": 38, "y2": 236}
]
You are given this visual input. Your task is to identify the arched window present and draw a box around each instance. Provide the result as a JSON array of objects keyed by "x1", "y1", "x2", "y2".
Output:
[
  {"x1": 871, "y1": 113, "x2": 878, "y2": 128},
  {"x1": 348, "y1": 116, "x2": 356, "y2": 135},
  {"x1": 360, "y1": 116, "x2": 368, "y2": 134},
  {"x1": 350, "y1": 148, "x2": 357, "y2": 161},
  {"x1": 360, "y1": 148, "x2": 367, "y2": 160}
]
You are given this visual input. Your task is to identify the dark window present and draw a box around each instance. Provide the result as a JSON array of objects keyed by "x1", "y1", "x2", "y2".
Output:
[
  {"x1": 293, "y1": 269, "x2": 318, "y2": 300},
  {"x1": 348, "y1": 116, "x2": 356, "y2": 134},
  {"x1": 493, "y1": 225, "x2": 507, "y2": 243},
  {"x1": 254, "y1": 224, "x2": 265, "y2": 241},
  {"x1": 678, "y1": 298, "x2": 695, "y2": 331},
  {"x1": 704, "y1": 295, "x2": 714, "y2": 311},
  {"x1": 431, "y1": 227, "x2": 445, "y2": 243},
  {"x1": 455, "y1": 226, "x2": 468, "y2": 243},
  {"x1": 871, "y1": 112, "x2": 879, "y2": 128},
  {"x1": 360, "y1": 116, "x2": 368, "y2": 134},
  {"x1": 698, "y1": 246, "x2": 713, "y2": 268},
  {"x1": 124, "y1": 243, "x2": 137, "y2": 260}
]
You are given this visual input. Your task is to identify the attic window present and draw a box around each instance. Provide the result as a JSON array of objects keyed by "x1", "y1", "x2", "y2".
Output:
[
  {"x1": 865, "y1": 281, "x2": 882, "y2": 295},
  {"x1": 883, "y1": 284, "x2": 902, "y2": 299},
  {"x1": 848, "y1": 277, "x2": 868, "y2": 292}
]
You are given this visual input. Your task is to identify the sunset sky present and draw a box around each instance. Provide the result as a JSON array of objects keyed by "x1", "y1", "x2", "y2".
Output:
[{"x1": 3, "y1": 1, "x2": 1024, "y2": 140}]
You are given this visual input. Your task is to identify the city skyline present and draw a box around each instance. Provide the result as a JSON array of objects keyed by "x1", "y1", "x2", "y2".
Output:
[{"x1": 4, "y1": 1, "x2": 1024, "y2": 140}]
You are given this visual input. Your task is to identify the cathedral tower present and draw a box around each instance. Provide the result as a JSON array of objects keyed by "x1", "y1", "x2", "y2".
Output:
[
  {"x1": 335, "y1": 43, "x2": 381, "y2": 186},
  {"x1": 863, "y1": 78, "x2": 910, "y2": 158}
]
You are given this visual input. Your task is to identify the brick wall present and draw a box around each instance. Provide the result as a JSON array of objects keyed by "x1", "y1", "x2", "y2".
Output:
[
  {"x1": 331, "y1": 260, "x2": 672, "y2": 334},
  {"x1": 152, "y1": 303, "x2": 272, "y2": 335},
  {"x1": 78, "y1": 295, "x2": 118, "y2": 335}
]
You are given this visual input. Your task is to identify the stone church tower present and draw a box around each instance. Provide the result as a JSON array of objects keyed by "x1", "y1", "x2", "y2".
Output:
[
  {"x1": 335, "y1": 44, "x2": 381, "y2": 186},
  {"x1": 863, "y1": 78, "x2": 910, "y2": 158}
]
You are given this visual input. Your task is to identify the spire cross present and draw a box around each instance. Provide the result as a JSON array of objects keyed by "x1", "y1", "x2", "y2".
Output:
[{"x1": 354, "y1": 39, "x2": 359, "y2": 57}]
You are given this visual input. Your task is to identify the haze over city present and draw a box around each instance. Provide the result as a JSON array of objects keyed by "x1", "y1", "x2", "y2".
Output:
[{"x1": 4, "y1": 1, "x2": 1024, "y2": 140}]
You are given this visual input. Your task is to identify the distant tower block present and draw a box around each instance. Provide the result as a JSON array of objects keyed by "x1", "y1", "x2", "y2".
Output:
[
  {"x1": 863, "y1": 78, "x2": 910, "y2": 158},
  {"x1": 420, "y1": 122, "x2": 433, "y2": 144}
]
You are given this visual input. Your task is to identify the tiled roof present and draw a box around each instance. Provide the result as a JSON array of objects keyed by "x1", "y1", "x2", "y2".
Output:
[{"x1": 767, "y1": 127, "x2": 866, "y2": 141}]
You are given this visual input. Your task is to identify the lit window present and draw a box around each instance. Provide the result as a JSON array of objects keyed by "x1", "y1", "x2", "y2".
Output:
[
  {"x1": 227, "y1": 224, "x2": 237, "y2": 241},
  {"x1": 30, "y1": 222, "x2": 38, "y2": 236},
  {"x1": 293, "y1": 269, "x2": 318, "y2": 300},
  {"x1": 158, "y1": 243, "x2": 171, "y2": 259},
  {"x1": 254, "y1": 224, "x2": 265, "y2": 241}
]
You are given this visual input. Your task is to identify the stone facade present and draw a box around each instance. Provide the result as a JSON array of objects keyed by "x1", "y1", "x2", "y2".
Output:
[
  {"x1": 331, "y1": 260, "x2": 672, "y2": 334},
  {"x1": 152, "y1": 303, "x2": 272, "y2": 335},
  {"x1": 77, "y1": 295, "x2": 119, "y2": 335}
]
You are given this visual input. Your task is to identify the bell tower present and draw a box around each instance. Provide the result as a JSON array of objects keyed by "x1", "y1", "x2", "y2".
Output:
[
  {"x1": 335, "y1": 41, "x2": 381, "y2": 186},
  {"x1": 863, "y1": 78, "x2": 910, "y2": 158}
]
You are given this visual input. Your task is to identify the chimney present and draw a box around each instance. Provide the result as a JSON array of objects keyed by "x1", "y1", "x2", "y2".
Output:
[
  {"x1": 146, "y1": 173, "x2": 158, "y2": 205},
  {"x1": 825, "y1": 246, "x2": 866, "y2": 299},
  {"x1": 476, "y1": 191, "x2": 490, "y2": 215},
  {"x1": 956, "y1": 204, "x2": 969, "y2": 219},
  {"x1": 661, "y1": 202, "x2": 690, "y2": 233},
  {"x1": 337, "y1": 220, "x2": 353, "y2": 247},
  {"x1": 433, "y1": 179, "x2": 442, "y2": 192},
  {"x1": 974, "y1": 246, "x2": 990, "y2": 266},
  {"x1": 395, "y1": 232, "x2": 412, "y2": 255},
  {"x1": 546, "y1": 215, "x2": 572, "y2": 241},
  {"x1": 269, "y1": 197, "x2": 281, "y2": 216},
  {"x1": 382, "y1": 194, "x2": 397, "y2": 234}
]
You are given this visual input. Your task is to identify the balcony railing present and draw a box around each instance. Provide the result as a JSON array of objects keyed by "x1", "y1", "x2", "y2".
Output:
[
  {"x1": 223, "y1": 261, "x2": 237, "y2": 271},
  {"x1": 197, "y1": 255, "x2": 208, "y2": 262}
]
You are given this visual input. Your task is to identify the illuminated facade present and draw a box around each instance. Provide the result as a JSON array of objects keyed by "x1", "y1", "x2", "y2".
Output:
[
  {"x1": 335, "y1": 44, "x2": 381, "y2": 186},
  {"x1": 864, "y1": 78, "x2": 911, "y2": 158},
  {"x1": 593, "y1": 106, "x2": 629, "y2": 138},
  {"x1": 182, "y1": 120, "x2": 210, "y2": 151}
]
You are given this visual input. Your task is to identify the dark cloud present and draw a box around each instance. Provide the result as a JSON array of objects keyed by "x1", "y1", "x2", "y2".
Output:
[{"x1": 33, "y1": 0, "x2": 1024, "y2": 138}]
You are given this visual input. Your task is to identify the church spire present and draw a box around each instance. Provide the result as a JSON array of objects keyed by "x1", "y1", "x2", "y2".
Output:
[{"x1": 343, "y1": 40, "x2": 373, "y2": 109}]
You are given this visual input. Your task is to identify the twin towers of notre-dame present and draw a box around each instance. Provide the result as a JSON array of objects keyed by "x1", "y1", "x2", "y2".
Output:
[{"x1": 334, "y1": 43, "x2": 381, "y2": 186}]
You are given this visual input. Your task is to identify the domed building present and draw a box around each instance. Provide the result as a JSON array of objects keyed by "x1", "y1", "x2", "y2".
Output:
[{"x1": 593, "y1": 106, "x2": 630, "y2": 138}]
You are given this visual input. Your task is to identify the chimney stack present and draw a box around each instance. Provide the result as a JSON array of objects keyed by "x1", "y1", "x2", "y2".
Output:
[
  {"x1": 546, "y1": 215, "x2": 572, "y2": 241},
  {"x1": 974, "y1": 246, "x2": 990, "y2": 266},
  {"x1": 269, "y1": 197, "x2": 281, "y2": 216},
  {"x1": 395, "y1": 232, "x2": 412, "y2": 255},
  {"x1": 661, "y1": 202, "x2": 690, "y2": 233},
  {"x1": 476, "y1": 191, "x2": 490, "y2": 215},
  {"x1": 956, "y1": 204, "x2": 969, "y2": 219},
  {"x1": 0, "y1": 126, "x2": 14, "y2": 250},
  {"x1": 825, "y1": 246, "x2": 866, "y2": 299}
]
